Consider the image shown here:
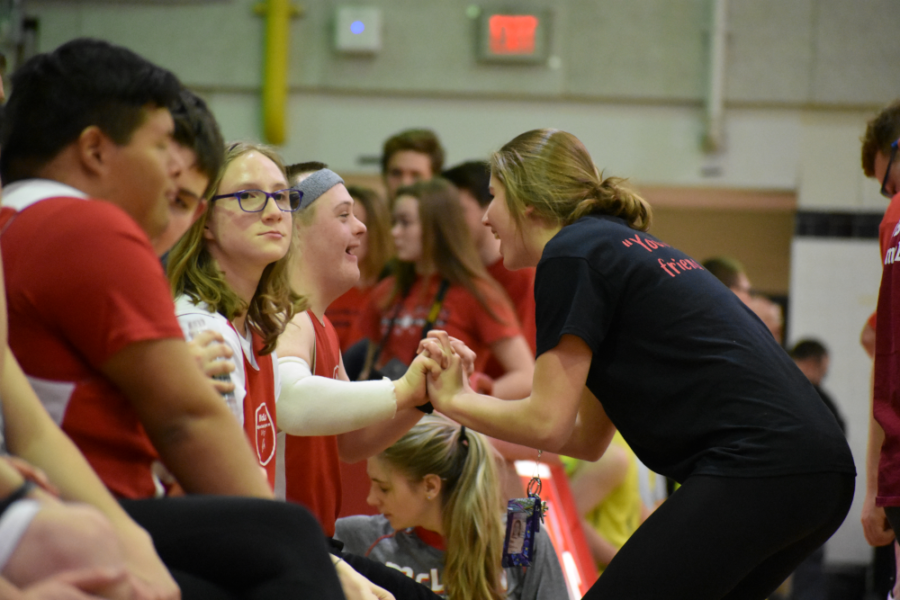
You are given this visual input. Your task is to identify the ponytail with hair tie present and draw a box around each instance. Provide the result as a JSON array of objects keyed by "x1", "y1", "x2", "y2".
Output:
[
  {"x1": 570, "y1": 176, "x2": 651, "y2": 232},
  {"x1": 491, "y1": 128, "x2": 653, "y2": 233}
]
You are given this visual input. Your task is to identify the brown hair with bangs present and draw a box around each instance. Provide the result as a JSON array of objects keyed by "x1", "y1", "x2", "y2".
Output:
[{"x1": 388, "y1": 178, "x2": 501, "y2": 322}]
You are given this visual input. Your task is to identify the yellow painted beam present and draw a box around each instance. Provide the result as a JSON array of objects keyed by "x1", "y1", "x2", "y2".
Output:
[{"x1": 256, "y1": 0, "x2": 301, "y2": 146}]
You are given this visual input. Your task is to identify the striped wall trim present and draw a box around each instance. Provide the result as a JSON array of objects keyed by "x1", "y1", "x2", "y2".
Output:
[{"x1": 794, "y1": 211, "x2": 883, "y2": 239}]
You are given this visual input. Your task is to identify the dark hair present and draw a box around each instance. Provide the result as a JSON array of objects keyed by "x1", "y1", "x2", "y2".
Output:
[
  {"x1": 442, "y1": 161, "x2": 492, "y2": 207},
  {"x1": 1, "y1": 38, "x2": 181, "y2": 183},
  {"x1": 171, "y1": 89, "x2": 224, "y2": 197},
  {"x1": 286, "y1": 161, "x2": 328, "y2": 182},
  {"x1": 701, "y1": 256, "x2": 746, "y2": 289},
  {"x1": 862, "y1": 100, "x2": 900, "y2": 177},
  {"x1": 381, "y1": 129, "x2": 445, "y2": 176},
  {"x1": 789, "y1": 339, "x2": 828, "y2": 361}
]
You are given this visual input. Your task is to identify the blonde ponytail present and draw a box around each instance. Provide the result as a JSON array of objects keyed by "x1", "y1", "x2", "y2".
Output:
[
  {"x1": 381, "y1": 417, "x2": 505, "y2": 600},
  {"x1": 569, "y1": 176, "x2": 651, "y2": 232},
  {"x1": 490, "y1": 128, "x2": 653, "y2": 232}
]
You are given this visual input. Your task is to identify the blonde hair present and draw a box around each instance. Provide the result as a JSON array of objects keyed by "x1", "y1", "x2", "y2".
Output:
[
  {"x1": 490, "y1": 128, "x2": 652, "y2": 232},
  {"x1": 380, "y1": 416, "x2": 505, "y2": 600},
  {"x1": 167, "y1": 141, "x2": 306, "y2": 354}
]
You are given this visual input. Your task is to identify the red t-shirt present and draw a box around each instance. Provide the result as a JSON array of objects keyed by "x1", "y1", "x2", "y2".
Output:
[
  {"x1": 0, "y1": 181, "x2": 183, "y2": 499},
  {"x1": 357, "y1": 275, "x2": 522, "y2": 374},
  {"x1": 868, "y1": 195, "x2": 900, "y2": 330},
  {"x1": 484, "y1": 260, "x2": 537, "y2": 379},
  {"x1": 325, "y1": 284, "x2": 376, "y2": 353},
  {"x1": 875, "y1": 191, "x2": 900, "y2": 506},
  {"x1": 279, "y1": 312, "x2": 342, "y2": 536}
]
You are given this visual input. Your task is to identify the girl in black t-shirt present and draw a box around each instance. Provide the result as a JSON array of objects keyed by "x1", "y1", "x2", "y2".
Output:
[{"x1": 423, "y1": 128, "x2": 855, "y2": 600}]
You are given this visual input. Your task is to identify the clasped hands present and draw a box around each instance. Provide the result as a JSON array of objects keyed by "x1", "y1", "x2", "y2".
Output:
[{"x1": 392, "y1": 331, "x2": 477, "y2": 413}]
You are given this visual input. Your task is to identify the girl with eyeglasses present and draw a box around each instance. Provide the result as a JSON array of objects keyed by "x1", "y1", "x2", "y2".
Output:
[
  {"x1": 167, "y1": 141, "x2": 303, "y2": 487},
  {"x1": 335, "y1": 415, "x2": 567, "y2": 600}
]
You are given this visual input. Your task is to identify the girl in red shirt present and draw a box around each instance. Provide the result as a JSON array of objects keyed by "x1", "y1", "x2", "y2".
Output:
[{"x1": 357, "y1": 178, "x2": 533, "y2": 399}]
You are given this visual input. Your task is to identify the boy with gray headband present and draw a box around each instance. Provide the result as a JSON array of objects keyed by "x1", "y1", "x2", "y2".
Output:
[{"x1": 275, "y1": 167, "x2": 447, "y2": 599}]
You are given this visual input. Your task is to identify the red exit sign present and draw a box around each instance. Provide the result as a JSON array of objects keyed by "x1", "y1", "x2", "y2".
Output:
[
  {"x1": 489, "y1": 15, "x2": 539, "y2": 55},
  {"x1": 479, "y1": 10, "x2": 549, "y2": 63}
]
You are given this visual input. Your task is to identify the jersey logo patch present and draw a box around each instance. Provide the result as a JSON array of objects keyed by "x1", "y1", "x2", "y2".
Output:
[{"x1": 255, "y1": 404, "x2": 276, "y2": 466}]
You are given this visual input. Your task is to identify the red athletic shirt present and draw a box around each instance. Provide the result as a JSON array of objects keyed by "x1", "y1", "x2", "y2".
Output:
[
  {"x1": 868, "y1": 195, "x2": 900, "y2": 330},
  {"x1": 484, "y1": 260, "x2": 537, "y2": 379},
  {"x1": 874, "y1": 191, "x2": 900, "y2": 506},
  {"x1": 241, "y1": 328, "x2": 278, "y2": 488},
  {"x1": 357, "y1": 275, "x2": 522, "y2": 374},
  {"x1": 325, "y1": 284, "x2": 376, "y2": 353},
  {"x1": 175, "y1": 298, "x2": 280, "y2": 489},
  {"x1": 0, "y1": 180, "x2": 183, "y2": 499},
  {"x1": 279, "y1": 312, "x2": 342, "y2": 536}
]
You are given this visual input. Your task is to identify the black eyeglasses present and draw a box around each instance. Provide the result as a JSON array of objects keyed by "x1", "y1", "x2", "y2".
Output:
[
  {"x1": 210, "y1": 188, "x2": 303, "y2": 212},
  {"x1": 882, "y1": 140, "x2": 899, "y2": 199}
]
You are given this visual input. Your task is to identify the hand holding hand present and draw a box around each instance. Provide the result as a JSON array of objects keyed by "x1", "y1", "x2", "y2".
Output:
[
  {"x1": 392, "y1": 350, "x2": 442, "y2": 410},
  {"x1": 420, "y1": 331, "x2": 474, "y2": 413},
  {"x1": 416, "y1": 332, "x2": 477, "y2": 377}
]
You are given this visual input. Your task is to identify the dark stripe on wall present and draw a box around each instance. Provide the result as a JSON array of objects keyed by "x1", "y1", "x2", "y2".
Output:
[{"x1": 794, "y1": 211, "x2": 883, "y2": 239}]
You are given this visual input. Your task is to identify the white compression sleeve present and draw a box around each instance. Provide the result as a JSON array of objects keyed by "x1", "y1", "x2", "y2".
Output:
[{"x1": 277, "y1": 356, "x2": 398, "y2": 436}]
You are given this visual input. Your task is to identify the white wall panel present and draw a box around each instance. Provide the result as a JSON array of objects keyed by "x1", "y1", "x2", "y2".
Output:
[{"x1": 788, "y1": 238, "x2": 883, "y2": 563}]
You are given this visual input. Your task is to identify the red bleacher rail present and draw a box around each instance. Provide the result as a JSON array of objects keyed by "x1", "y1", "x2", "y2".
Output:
[{"x1": 515, "y1": 460, "x2": 598, "y2": 599}]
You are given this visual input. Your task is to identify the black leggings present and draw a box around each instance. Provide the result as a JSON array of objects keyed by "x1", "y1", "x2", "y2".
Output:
[
  {"x1": 584, "y1": 472, "x2": 854, "y2": 600},
  {"x1": 121, "y1": 496, "x2": 344, "y2": 600}
]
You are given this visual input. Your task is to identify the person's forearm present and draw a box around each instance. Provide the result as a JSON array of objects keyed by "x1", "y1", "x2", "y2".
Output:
[
  {"x1": 557, "y1": 391, "x2": 615, "y2": 461},
  {"x1": 488, "y1": 438, "x2": 562, "y2": 463},
  {"x1": 154, "y1": 410, "x2": 272, "y2": 498},
  {"x1": 0, "y1": 577, "x2": 21, "y2": 600},
  {"x1": 491, "y1": 368, "x2": 533, "y2": 400},
  {"x1": 336, "y1": 408, "x2": 423, "y2": 464},
  {"x1": 278, "y1": 358, "x2": 398, "y2": 436},
  {"x1": 441, "y1": 391, "x2": 574, "y2": 452},
  {"x1": 868, "y1": 366, "x2": 884, "y2": 494},
  {"x1": 581, "y1": 519, "x2": 618, "y2": 567}
]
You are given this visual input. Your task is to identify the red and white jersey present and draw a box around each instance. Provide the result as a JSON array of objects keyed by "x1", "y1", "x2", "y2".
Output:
[
  {"x1": 174, "y1": 297, "x2": 280, "y2": 488},
  {"x1": 0, "y1": 179, "x2": 184, "y2": 499},
  {"x1": 275, "y1": 311, "x2": 342, "y2": 536},
  {"x1": 875, "y1": 193, "x2": 900, "y2": 506}
]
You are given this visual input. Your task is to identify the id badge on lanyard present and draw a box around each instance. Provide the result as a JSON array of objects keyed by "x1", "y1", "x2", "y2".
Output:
[{"x1": 502, "y1": 451, "x2": 548, "y2": 567}]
